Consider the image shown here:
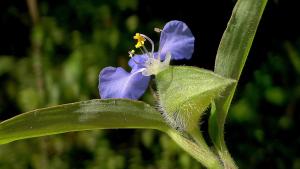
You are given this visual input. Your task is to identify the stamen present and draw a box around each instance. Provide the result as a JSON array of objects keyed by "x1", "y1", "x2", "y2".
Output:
[
  {"x1": 140, "y1": 34, "x2": 154, "y2": 55},
  {"x1": 128, "y1": 49, "x2": 135, "y2": 57},
  {"x1": 142, "y1": 45, "x2": 152, "y2": 58},
  {"x1": 154, "y1": 28, "x2": 162, "y2": 33},
  {"x1": 139, "y1": 47, "x2": 148, "y2": 57},
  {"x1": 138, "y1": 45, "x2": 152, "y2": 59},
  {"x1": 133, "y1": 33, "x2": 146, "y2": 48}
]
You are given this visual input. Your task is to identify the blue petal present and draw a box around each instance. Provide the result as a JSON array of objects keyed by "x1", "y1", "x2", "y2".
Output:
[
  {"x1": 99, "y1": 66, "x2": 150, "y2": 99},
  {"x1": 128, "y1": 54, "x2": 148, "y2": 71},
  {"x1": 159, "y1": 20, "x2": 195, "y2": 60}
]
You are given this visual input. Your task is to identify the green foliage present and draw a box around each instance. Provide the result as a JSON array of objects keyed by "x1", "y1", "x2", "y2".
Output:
[
  {"x1": 0, "y1": 56, "x2": 14, "y2": 76},
  {"x1": 209, "y1": 0, "x2": 267, "y2": 167},
  {"x1": 0, "y1": 99, "x2": 167, "y2": 144},
  {"x1": 228, "y1": 42, "x2": 300, "y2": 168}
]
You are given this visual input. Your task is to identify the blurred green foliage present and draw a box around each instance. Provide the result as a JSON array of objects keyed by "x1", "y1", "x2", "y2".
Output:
[
  {"x1": 0, "y1": 0, "x2": 299, "y2": 169},
  {"x1": 228, "y1": 41, "x2": 300, "y2": 168}
]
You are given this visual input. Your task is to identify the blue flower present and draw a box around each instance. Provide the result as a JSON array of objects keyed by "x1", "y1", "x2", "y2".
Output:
[{"x1": 99, "y1": 20, "x2": 195, "y2": 99}]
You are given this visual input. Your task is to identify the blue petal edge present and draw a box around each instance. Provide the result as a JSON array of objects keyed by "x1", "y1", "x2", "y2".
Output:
[
  {"x1": 99, "y1": 66, "x2": 150, "y2": 100},
  {"x1": 159, "y1": 20, "x2": 195, "y2": 60}
]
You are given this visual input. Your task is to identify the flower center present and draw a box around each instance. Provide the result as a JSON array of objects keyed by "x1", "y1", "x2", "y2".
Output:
[{"x1": 130, "y1": 31, "x2": 171, "y2": 76}]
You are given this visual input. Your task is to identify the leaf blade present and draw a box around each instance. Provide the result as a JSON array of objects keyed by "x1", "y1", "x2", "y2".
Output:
[
  {"x1": 0, "y1": 99, "x2": 167, "y2": 144},
  {"x1": 210, "y1": 0, "x2": 268, "y2": 168},
  {"x1": 214, "y1": 0, "x2": 268, "y2": 80}
]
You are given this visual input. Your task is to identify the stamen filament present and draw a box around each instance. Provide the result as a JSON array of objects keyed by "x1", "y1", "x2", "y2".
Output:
[
  {"x1": 139, "y1": 47, "x2": 146, "y2": 55},
  {"x1": 142, "y1": 45, "x2": 152, "y2": 59},
  {"x1": 138, "y1": 45, "x2": 152, "y2": 59},
  {"x1": 140, "y1": 34, "x2": 154, "y2": 55}
]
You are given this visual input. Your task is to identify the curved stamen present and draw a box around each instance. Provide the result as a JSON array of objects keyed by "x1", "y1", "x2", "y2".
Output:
[
  {"x1": 142, "y1": 45, "x2": 152, "y2": 59},
  {"x1": 140, "y1": 34, "x2": 154, "y2": 56}
]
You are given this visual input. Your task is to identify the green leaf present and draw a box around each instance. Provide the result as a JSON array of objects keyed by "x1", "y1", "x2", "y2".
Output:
[
  {"x1": 156, "y1": 66, "x2": 235, "y2": 132},
  {"x1": 214, "y1": 0, "x2": 268, "y2": 80},
  {"x1": 0, "y1": 99, "x2": 168, "y2": 144},
  {"x1": 210, "y1": 0, "x2": 268, "y2": 168},
  {"x1": 0, "y1": 97, "x2": 223, "y2": 168}
]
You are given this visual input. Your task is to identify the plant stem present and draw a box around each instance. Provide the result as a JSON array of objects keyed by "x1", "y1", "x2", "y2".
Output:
[
  {"x1": 168, "y1": 128, "x2": 223, "y2": 169},
  {"x1": 26, "y1": 0, "x2": 45, "y2": 105}
]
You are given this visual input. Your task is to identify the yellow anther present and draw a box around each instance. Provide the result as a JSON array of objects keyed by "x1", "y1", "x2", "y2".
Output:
[
  {"x1": 128, "y1": 49, "x2": 135, "y2": 57},
  {"x1": 133, "y1": 33, "x2": 145, "y2": 48}
]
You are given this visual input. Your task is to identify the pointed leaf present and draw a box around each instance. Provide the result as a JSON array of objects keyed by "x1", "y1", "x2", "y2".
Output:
[
  {"x1": 0, "y1": 99, "x2": 167, "y2": 144},
  {"x1": 210, "y1": 0, "x2": 268, "y2": 168}
]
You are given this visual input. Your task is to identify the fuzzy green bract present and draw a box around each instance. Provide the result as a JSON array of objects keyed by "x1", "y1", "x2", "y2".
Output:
[{"x1": 156, "y1": 66, "x2": 235, "y2": 132}]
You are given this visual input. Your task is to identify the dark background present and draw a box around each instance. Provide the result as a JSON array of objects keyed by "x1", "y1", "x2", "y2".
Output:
[{"x1": 0, "y1": 0, "x2": 299, "y2": 168}]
